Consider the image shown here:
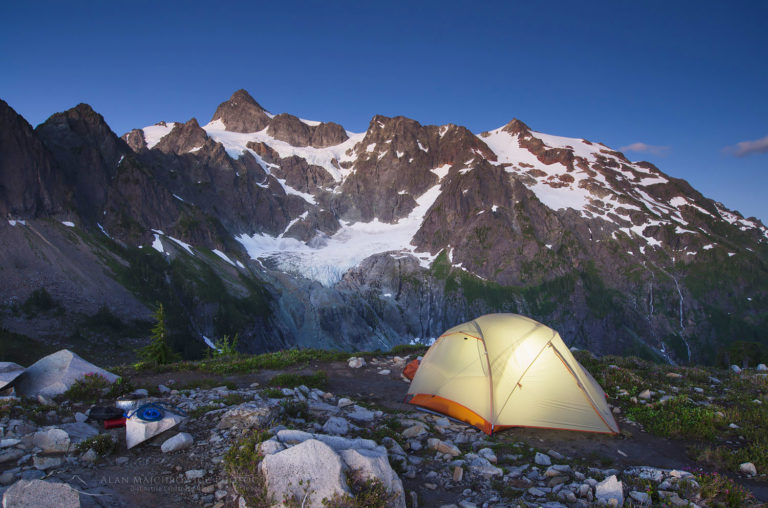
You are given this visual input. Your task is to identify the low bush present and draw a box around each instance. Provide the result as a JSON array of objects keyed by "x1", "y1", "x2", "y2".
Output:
[
  {"x1": 268, "y1": 371, "x2": 327, "y2": 390},
  {"x1": 62, "y1": 373, "x2": 112, "y2": 403},
  {"x1": 76, "y1": 434, "x2": 116, "y2": 457},
  {"x1": 625, "y1": 396, "x2": 721, "y2": 440},
  {"x1": 223, "y1": 430, "x2": 272, "y2": 508}
]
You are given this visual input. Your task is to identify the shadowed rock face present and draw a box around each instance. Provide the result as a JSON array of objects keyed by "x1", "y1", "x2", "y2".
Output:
[
  {"x1": 35, "y1": 103, "x2": 130, "y2": 224},
  {"x1": 210, "y1": 89, "x2": 272, "y2": 133},
  {"x1": 266, "y1": 113, "x2": 348, "y2": 148},
  {"x1": 122, "y1": 128, "x2": 147, "y2": 152},
  {"x1": 0, "y1": 99, "x2": 65, "y2": 218},
  {"x1": 153, "y1": 118, "x2": 209, "y2": 155}
]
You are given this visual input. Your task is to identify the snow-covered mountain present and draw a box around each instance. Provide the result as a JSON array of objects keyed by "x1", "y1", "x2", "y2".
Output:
[{"x1": 1, "y1": 91, "x2": 766, "y2": 365}]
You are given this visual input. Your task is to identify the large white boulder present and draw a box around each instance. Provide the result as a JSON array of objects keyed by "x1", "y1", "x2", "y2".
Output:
[
  {"x1": 0, "y1": 362, "x2": 25, "y2": 391},
  {"x1": 340, "y1": 448, "x2": 406, "y2": 508},
  {"x1": 260, "y1": 439, "x2": 350, "y2": 506},
  {"x1": 2, "y1": 479, "x2": 81, "y2": 507},
  {"x1": 10, "y1": 350, "x2": 118, "y2": 398}
]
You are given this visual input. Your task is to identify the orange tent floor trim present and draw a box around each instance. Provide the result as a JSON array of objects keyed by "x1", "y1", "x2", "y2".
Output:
[{"x1": 408, "y1": 393, "x2": 619, "y2": 435}]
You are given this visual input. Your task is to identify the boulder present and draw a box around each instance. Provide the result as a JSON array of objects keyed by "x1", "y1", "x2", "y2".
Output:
[
  {"x1": 0, "y1": 362, "x2": 25, "y2": 390},
  {"x1": 9, "y1": 350, "x2": 118, "y2": 398},
  {"x1": 757, "y1": 364, "x2": 768, "y2": 372},
  {"x1": 346, "y1": 405, "x2": 375, "y2": 423},
  {"x1": 465, "y1": 454, "x2": 503, "y2": 477},
  {"x1": 340, "y1": 448, "x2": 406, "y2": 508},
  {"x1": 427, "y1": 438, "x2": 460, "y2": 456},
  {"x1": 347, "y1": 357, "x2": 366, "y2": 369},
  {"x1": 740, "y1": 462, "x2": 757, "y2": 476},
  {"x1": 33, "y1": 456, "x2": 63, "y2": 470},
  {"x1": 32, "y1": 428, "x2": 70, "y2": 453},
  {"x1": 595, "y1": 475, "x2": 623, "y2": 507},
  {"x1": 58, "y1": 422, "x2": 98, "y2": 445},
  {"x1": 0, "y1": 449, "x2": 24, "y2": 464},
  {"x1": 402, "y1": 423, "x2": 427, "y2": 438},
  {"x1": 534, "y1": 452, "x2": 551, "y2": 466},
  {"x1": 258, "y1": 438, "x2": 286, "y2": 456},
  {"x1": 322, "y1": 416, "x2": 349, "y2": 435},
  {"x1": 161, "y1": 432, "x2": 194, "y2": 453},
  {"x1": 2, "y1": 479, "x2": 81, "y2": 507},
  {"x1": 260, "y1": 439, "x2": 350, "y2": 506},
  {"x1": 730, "y1": 365, "x2": 742, "y2": 373},
  {"x1": 216, "y1": 401, "x2": 278, "y2": 430}
]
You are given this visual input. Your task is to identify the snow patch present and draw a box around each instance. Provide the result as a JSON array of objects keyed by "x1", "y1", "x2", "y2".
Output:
[
  {"x1": 237, "y1": 183, "x2": 444, "y2": 286},
  {"x1": 61, "y1": 221, "x2": 75, "y2": 227},
  {"x1": 168, "y1": 236, "x2": 194, "y2": 256},
  {"x1": 212, "y1": 249, "x2": 236, "y2": 266},
  {"x1": 430, "y1": 164, "x2": 451, "y2": 181},
  {"x1": 201, "y1": 119, "x2": 364, "y2": 182},
  {"x1": 142, "y1": 122, "x2": 177, "y2": 149},
  {"x1": 151, "y1": 234, "x2": 164, "y2": 254},
  {"x1": 97, "y1": 223, "x2": 111, "y2": 239}
]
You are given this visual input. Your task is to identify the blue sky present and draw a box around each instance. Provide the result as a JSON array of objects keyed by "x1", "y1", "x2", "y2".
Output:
[{"x1": 2, "y1": 1, "x2": 766, "y2": 221}]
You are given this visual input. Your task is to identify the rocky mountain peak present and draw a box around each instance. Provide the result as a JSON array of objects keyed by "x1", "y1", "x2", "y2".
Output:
[
  {"x1": 500, "y1": 118, "x2": 531, "y2": 136},
  {"x1": 210, "y1": 89, "x2": 271, "y2": 133},
  {"x1": 154, "y1": 117, "x2": 209, "y2": 154}
]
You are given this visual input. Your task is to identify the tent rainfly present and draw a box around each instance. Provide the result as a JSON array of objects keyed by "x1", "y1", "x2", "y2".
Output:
[{"x1": 406, "y1": 314, "x2": 619, "y2": 435}]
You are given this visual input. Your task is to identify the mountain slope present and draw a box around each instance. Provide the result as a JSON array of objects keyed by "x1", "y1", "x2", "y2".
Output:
[{"x1": 1, "y1": 91, "x2": 766, "y2": 365}]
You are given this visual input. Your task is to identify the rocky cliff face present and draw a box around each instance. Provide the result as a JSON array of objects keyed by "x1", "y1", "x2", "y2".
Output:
[
  {"x1": 1, "y1": 92, "x2": 766, "y2": 364},
  {"x1": 0, "y1": 100, "x2": 67, "y2": 219}
]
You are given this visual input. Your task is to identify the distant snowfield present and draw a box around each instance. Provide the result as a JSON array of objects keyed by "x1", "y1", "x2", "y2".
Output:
[
  {"x1": 137, "y1": 114, "x2": 768, "y2": 279},
  {"x1": 237, "y1": 185, "x2": 442, "y2": 286},
  {"x1": 202, "y1": 119, "x2": 365, "y2": 182}
]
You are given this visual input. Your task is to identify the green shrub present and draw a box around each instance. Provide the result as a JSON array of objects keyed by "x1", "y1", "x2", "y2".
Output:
[
  {"x1": 211, "y1": 333, "x2": 240, "y2": 358},
  {"x1": 76, "y1": 434, "x2": 116, "y2": 457},
  {"x1": 223, "y1": 430, "x2": 272, "y2": 507},
  {"x1": 322, "y1": 473, "x2": 400, "y2": 507},
  {"x1": 626, "y1": 396, "x2": 720, "y2": 440},
  {"x1": 262, "y1": 388, "x2": 285, "y2": 399},
  {"x1": 281, "y1": 400, "x2": 309, "y2": 420},
  {"x1": 268, "y1": 371, "x2": 327, "y2": 390},
  {"x1": 62, "y1": 373, "x2": 112, "y2": 403},
  {"x1": 697, "y1": 471, "x2": 756, "y2": 507}
]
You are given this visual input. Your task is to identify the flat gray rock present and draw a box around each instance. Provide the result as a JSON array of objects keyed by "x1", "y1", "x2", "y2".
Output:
[
  {"x1": 216, "y1": 402, "x2": 278, "y2": 430},
  {"x1": 2, "y1": 479, "x2": 81, "y2": 507},
  {"x1": 10, "y1": 350, "x2": 118, "y2": 398}
]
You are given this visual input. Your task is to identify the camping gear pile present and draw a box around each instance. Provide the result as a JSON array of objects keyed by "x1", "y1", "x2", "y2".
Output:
[{"x1": 1, "y1": 349, "x2": 187, "y2": 449}]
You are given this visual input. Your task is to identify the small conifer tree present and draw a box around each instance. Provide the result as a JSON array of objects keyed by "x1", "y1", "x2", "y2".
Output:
[{"x1": 137, "y1": 304, "x2": 179, "y2": 364}]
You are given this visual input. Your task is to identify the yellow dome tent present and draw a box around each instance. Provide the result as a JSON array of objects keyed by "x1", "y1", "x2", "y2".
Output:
[{"x1": 406, "y1": 314, "x2": 619, "y2": 435}]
